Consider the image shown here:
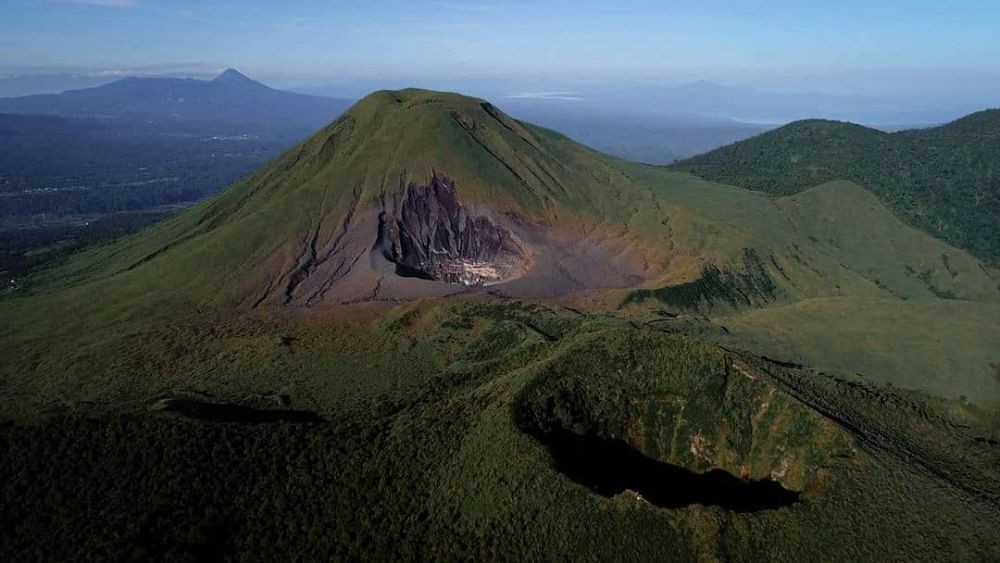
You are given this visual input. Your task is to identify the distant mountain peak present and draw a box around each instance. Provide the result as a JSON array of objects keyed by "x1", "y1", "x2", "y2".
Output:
[
  {"x1": 0, "y1": 66, "x2": 353, "y2": 130},
  {"x1": 213, "y1": 68, "x2": 255, "y2": 84}
]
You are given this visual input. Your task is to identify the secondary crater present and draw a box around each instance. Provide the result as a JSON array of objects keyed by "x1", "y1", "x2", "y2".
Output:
[
  {"x1": 513, "y1": 332, "x2": 851, "y2": 513},
  {"x1": 377, "y1": 174, "x2": 531, "y2": 286}
]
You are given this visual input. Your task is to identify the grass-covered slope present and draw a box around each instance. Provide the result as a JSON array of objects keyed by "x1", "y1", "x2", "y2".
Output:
[
  {"x1": 9, "y1": 89, "x2": 672, "y2": 309},
  {"x1": 2, "y1": 90, "x2": 1000, "y2": 560},
  {"x1": 1, "y1": 91, "x2": 997, "y2": 409},
  {"x1": 617, "y1": 174, "x2": 998, "y2": 308},
  {"x1": 672, "y1": 110, "x2": 1000, "y2": 262},
  {"x1": 712, "y1": 297, "x2": 1000, "y2": 405},
  {"x1": 2, "y1": 301, "x2": 998, "y2": 561}
]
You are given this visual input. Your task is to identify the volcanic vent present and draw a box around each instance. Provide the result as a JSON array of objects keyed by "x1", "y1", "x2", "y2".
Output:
[{"x1": 377, "y1": 174, "x2": 531, "y2": 286}]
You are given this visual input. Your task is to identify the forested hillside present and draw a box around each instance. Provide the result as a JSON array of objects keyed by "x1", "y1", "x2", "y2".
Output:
[{"x1": 674, "y1": 110, "x2": 1000, "y2": 262}]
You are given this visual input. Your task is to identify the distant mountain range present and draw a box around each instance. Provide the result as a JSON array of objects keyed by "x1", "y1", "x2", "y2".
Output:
[
  {"x1": 3, "y1": 71, "x2": 981, "y2": 165},
  {"x1": 300, "y1": 78, "x2": 980, "y2": 126},
  {"x1": 2, "y1": 69, "x2": 993, "y2": 128},
  {"x1": 0, "y1": 69, "x2": 353, "y2": 131},
  {"x1": 0, "y1": 72, "x2": 118, "y2": 98},
  {"x1": 0, "y1": 70, "x2": 777, "y2": 165},
  {"x1": 587, "y1": 80, "x2": 941, "y2": 125},
  {"x1": 0, "y1": 70, "x2": 358, "y2": 221},
  {"x1": 501, "y1": 101, "x2": 769, "y2": 164}
]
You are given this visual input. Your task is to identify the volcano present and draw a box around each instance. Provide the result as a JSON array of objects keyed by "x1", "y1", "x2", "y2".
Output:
[
  {"x1": 34, "y1": 89, "x2": 673, "y2": 309},
  {"x1": 11, "y1": 88, "x2": 995, "y2": 315}
]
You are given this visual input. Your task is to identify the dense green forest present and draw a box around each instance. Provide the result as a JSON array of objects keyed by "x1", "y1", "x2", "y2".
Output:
[
  {"x1": 0, "y1": 114, "x2": 303, "y2": 280},
  {"x1": 0, "y1": 212, "x2": 170, "y2": 284},
  {"x1": 673, "y1": 110, "x2": 1000, "y2": 262},
  {"x1": 2, "y1": 303, "x2": 998, "y2": 561},
  {"x1": 0, "y1": 114, "x2": 306, "y2": 218}
]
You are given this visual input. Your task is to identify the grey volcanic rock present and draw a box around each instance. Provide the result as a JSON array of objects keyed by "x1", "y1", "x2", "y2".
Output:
[{"x1": 378, "y1": 175, "x2": 531, "y2": 286}]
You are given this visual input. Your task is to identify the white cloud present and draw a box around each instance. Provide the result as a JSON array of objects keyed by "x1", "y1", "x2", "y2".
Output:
[
  {"x1": 506, "y1": 91, "x2": 583, "y2": 101},
  {"x1": 54, "y1": 0, "x2": 140, "y2": 7}
]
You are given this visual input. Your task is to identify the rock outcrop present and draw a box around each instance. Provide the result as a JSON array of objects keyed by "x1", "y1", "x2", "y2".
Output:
[{"x1": 377, "y1": 174, "x2": 531, "y2": 286}]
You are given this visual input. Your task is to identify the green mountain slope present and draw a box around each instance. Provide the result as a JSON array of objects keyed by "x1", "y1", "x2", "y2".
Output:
[
  {"x1": 2, "y1": 90, "x2": 997, "y2": 405},
  {"x1": 20, "y1": 89, "x2": 670, "y2": 306},
  {"x1": 713, "y1": 296, "x2": 1000, "y2": 402},
  {"x1": 1, "y1": 90, "x2": 999, "y2": 560},
  {"x1": 672, "y1": 110, "x2": 1000, "y2": 262}
]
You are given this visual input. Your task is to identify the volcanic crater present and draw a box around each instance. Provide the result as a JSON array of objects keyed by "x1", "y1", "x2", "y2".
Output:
[{"x1": 376, "y1": 174, "x2": 532, "y2": 286}]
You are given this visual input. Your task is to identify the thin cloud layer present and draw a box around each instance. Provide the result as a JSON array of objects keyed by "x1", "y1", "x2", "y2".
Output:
[
  {"x1": 507, "y1": 91, "x2": 583, "y2": 101},
  {"x1": 55, "y1": 0, "x2": 139, "y2": 7}
]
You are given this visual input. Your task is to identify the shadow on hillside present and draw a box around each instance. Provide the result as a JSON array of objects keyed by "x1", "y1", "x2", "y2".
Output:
[
  {"x1": 154, "y1": 398, "x2": 324, "y2": 423},
  {"x1": 535, "y1": 427, "x2": 799, "y2": 512}
]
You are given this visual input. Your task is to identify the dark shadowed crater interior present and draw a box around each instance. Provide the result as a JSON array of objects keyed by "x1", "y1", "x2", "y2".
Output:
[
  {"x1": 536, "y1": 427, "x2": 800, "y2": 512},
  {"x1": 377, "y1": 174, "x2": 530, "y2": 286}
]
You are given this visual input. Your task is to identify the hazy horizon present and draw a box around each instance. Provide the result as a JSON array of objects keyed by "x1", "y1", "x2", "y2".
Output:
[{"x1": 2, "y1": 0, "x2": 999, "y2": 113}]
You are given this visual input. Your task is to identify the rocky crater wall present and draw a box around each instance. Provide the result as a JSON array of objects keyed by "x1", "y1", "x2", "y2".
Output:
[{"x1": 377, "y1": 174, "x2": 531, "y2": 286}]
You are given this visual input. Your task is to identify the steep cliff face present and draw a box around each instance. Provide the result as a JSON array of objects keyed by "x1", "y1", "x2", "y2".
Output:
[{"x1": 377, "y1": 175, "x2": 531, "y2": 286}]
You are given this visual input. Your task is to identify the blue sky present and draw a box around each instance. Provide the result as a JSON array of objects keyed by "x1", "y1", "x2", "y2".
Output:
[{"x1": 2, "y1": 0, "x2": 999, "y2": 96}]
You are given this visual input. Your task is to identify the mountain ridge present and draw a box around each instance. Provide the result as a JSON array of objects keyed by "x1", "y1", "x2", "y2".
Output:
[
  {"x1": 0, "y1": 68, "x2": 353, "y2": 130},
  {"x1": 673, "y1": 110, "x2": 1000, "y2": 262}
]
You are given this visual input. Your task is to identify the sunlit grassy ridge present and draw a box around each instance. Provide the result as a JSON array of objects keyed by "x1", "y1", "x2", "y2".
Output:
[{"x1": 712, "y1": 297, "x2": 1000, "y2": 405}]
